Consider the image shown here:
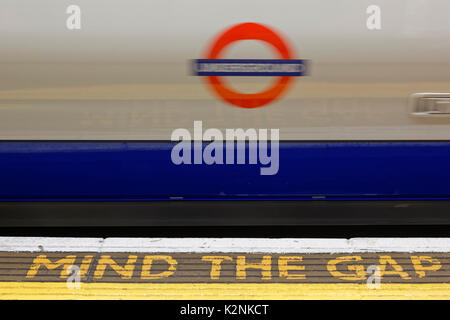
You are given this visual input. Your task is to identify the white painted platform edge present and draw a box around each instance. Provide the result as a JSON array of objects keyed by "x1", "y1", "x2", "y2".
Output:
[
  {"x1": 0, "y1": 237, "x2": 103, "y2": 252},
  {"x1": 1, "y1": 237, "x2": 450, "y2": 253}
]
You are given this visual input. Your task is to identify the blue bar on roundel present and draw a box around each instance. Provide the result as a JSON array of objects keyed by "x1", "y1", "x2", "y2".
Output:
[{"x1": 193, "y1": 59, "x2": 308, "y2": 76}]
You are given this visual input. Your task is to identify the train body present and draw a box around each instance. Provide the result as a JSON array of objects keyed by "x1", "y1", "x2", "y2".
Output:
[{"x1": 1, "y1": 0, "x2": 450, "y2": 224}]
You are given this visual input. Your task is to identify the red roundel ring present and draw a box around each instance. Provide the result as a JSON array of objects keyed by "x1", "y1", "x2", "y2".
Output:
[{"x1": 204, "y1": 22, "x2": 297, "y2": 109}]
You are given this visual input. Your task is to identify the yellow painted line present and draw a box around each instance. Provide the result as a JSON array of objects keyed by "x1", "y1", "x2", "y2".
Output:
[{"x1": 1, "y1": 282, "x2": 450, "y2": 300}]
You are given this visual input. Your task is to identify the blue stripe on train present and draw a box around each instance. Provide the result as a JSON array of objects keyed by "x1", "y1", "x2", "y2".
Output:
[{"x1": 0, "y1": 141, "x2": 449, "y2": 201}]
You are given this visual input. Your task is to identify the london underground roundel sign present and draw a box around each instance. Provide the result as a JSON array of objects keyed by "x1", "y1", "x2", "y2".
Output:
[{"x1": 193, "y1": 22, "x2": 308, "y2": 109}]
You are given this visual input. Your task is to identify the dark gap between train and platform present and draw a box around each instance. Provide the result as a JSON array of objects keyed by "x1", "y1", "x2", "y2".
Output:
[
  {"x1": 0, "y1": 225, "x2": 449, "y2": 238},
  {"x1": 1, "y1": 200, "x2": 450, "y2": 227}
]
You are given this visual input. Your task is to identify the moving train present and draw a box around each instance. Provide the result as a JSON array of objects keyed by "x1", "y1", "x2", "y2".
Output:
[{"x1": 1, "y1": 0, "x2": 450, "y2": 225}]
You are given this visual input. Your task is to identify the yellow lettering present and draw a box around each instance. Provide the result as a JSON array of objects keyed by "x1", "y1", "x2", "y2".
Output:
[
  {"x1": 278, "y1": 256, "x2": 306, "y2": 279},
  {"x1": 202, "y1": 256, "x2": 233, "y2": 280},
  {"x1": 26, "y1": 254, "x2": 77, "y2": 279},
  {"x1": 327, "y1": 256, "x2": 366, "y2": 280},
  {"x1": 411, "y1": 255, "x2": 441, "y2": 278},
  {"x1": 141, "y1": 255, "x2": 177, "y2": 279},
  {"x1": 79, "y1": 255, "x2": 94, "y2": 277},
  {"x1": 378, "y1": 255, "x2": 411, "y2": 279},
  {"x1": 94, "y1": 254, "x2": 137, "y2": 280},
  {"x1": 236, "y1": 255, "x2": 272, "y2": 280}
]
